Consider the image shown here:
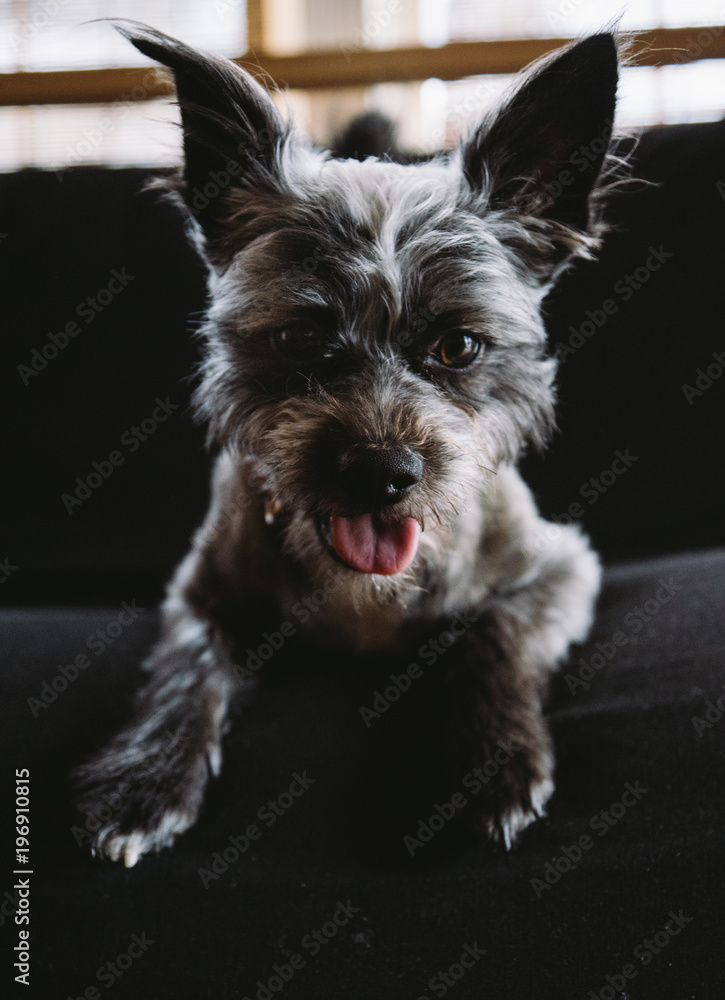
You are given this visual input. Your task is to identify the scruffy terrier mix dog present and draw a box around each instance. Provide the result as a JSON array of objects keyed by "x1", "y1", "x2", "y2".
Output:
[{"x1": 75, "y1": 22, "x2": 620, "y2": 866}]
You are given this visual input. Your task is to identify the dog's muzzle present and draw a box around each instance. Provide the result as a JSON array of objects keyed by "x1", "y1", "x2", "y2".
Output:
[
  {"x1": 336, "y1": 446, "x2": 423, "y2": 509},
  {"x1": 327, "y1": 446, "x2": 423, "y2": 576}
]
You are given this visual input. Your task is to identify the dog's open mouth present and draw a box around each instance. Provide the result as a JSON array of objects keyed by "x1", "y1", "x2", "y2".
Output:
[
  {"x1": 321, "y1": 513, "x2": 420, "y2": 576},
  {"x1": 264, "y1": 498, "x2": 421, "y2": 577}
]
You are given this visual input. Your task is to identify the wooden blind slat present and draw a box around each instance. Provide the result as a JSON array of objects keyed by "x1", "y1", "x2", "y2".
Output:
[{"x1": 1, "y1": 27, "x2": 724, "y2": 106}]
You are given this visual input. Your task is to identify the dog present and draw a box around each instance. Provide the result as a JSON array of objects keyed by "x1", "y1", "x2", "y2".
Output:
[{"x1": 74, "y1": 21, "x2": 621, "y2": 866}]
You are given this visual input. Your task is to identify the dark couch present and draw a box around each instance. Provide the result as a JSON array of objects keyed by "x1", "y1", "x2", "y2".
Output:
[{"x1": 2, "y1": 119, "x2": 725, "y2": 999}]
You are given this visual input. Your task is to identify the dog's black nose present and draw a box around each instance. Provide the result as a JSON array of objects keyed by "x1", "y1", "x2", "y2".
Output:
[{"x1": 339, "y1": 448, "x2": 423, "y2": 509}]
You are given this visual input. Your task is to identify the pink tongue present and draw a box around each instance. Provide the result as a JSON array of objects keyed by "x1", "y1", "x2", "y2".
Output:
[{"x1": 329, "y1": 514, "x2": 420, "y2": 576}]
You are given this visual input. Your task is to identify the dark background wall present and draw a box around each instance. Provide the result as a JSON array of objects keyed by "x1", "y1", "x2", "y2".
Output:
[{"x1": 2, "y1": 120, "x2": 725, "y2": 606}]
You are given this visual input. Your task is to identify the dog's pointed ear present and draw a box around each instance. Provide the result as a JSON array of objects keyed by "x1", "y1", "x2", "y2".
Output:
[
  {"x1": 462, "y1": 33, "x2": 618, "y2": 239},
  {"x1": 114, "y1": 21, "x2": 288, "y2": 235}
]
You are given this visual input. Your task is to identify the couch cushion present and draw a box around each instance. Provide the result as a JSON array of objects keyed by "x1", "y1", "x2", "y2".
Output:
[{"x1": 3, "y1": 546, "x2": 723, "y2": 998}]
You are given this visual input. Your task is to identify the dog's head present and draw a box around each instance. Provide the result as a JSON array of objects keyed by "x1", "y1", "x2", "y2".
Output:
[{"x1": 118, "y1": 23, "x2": 619, "y2": 591}]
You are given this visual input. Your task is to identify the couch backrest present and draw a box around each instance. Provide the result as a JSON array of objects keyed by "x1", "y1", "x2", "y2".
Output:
[{"x1": 3, "y1": 120, "x2": 724, "y2": 604}]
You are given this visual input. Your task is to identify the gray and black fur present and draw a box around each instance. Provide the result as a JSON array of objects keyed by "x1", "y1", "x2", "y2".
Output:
[{"x1": 74, "y1": 22, "x2": 621, "y2": 865}]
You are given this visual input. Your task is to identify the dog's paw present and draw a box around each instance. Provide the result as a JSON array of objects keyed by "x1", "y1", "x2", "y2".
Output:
[
  {"x1": 95, "y1": 808, "x2": 198, "y2": 868},
  {"x1": 458, "y1": 744, "x2": 555, "y2": 849},
  {"x1": 472, "y1": 775, "x2": 554, "y2": 850},
  {"x1": 73, "y1": 729, "x2": 216, "y2": 865}
]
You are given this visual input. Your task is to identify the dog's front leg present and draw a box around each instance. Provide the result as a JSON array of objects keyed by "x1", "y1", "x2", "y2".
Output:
[
  {"x1": 73, "y1": 453, "x2": 251, "y2": 866},
  {"x1": 73, "y1": 576, "x2": 237, "y2": 866},
  {"x1": 442, "y1": 524, "x2": 600, "y2": 848}
]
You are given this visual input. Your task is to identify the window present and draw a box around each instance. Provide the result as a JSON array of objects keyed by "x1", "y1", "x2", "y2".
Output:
[{"x1": 1, "y1": 0, "x2": 724, "y2": 171}]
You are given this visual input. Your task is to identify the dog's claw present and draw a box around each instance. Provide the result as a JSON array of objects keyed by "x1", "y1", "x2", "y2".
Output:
[
  {"x1": 207, "y1": 743, "x2": 222, "y2": 777},
  {"x1": 471, "y1": 775, "x2": 554, "y2": 848},
  {"x1": 123, "y1": 835, "x2": 143, "y2": 868},
  {"x1": 530, "y1": 777, "x2": 554, "y2": 820},
  {"x1": 264, "y1": 497, "x2": 282, "y2": 525}
]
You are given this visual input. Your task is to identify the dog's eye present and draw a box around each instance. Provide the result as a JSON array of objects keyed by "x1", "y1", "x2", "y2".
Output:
[
  {"x1": 435, "y1": 331, "x2": 481, "y2": 368},
  {"x1": 273, "y1": 324, "x2": 324, "y2": 361}
]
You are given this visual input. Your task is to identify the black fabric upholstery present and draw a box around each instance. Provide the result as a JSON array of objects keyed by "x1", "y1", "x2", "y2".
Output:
[
  {"x1": 2, "y1": 548, "x2": 724, "y2": 998},
  {"x1": 522, "y1": 119, "x2": 725, "y2": 561},
  {"x1": 3, "y1": 121, "x2": 725, "y2": 605},
  {"x1": 2, "y1": 120, "x2": 725, "y2": 998}
]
